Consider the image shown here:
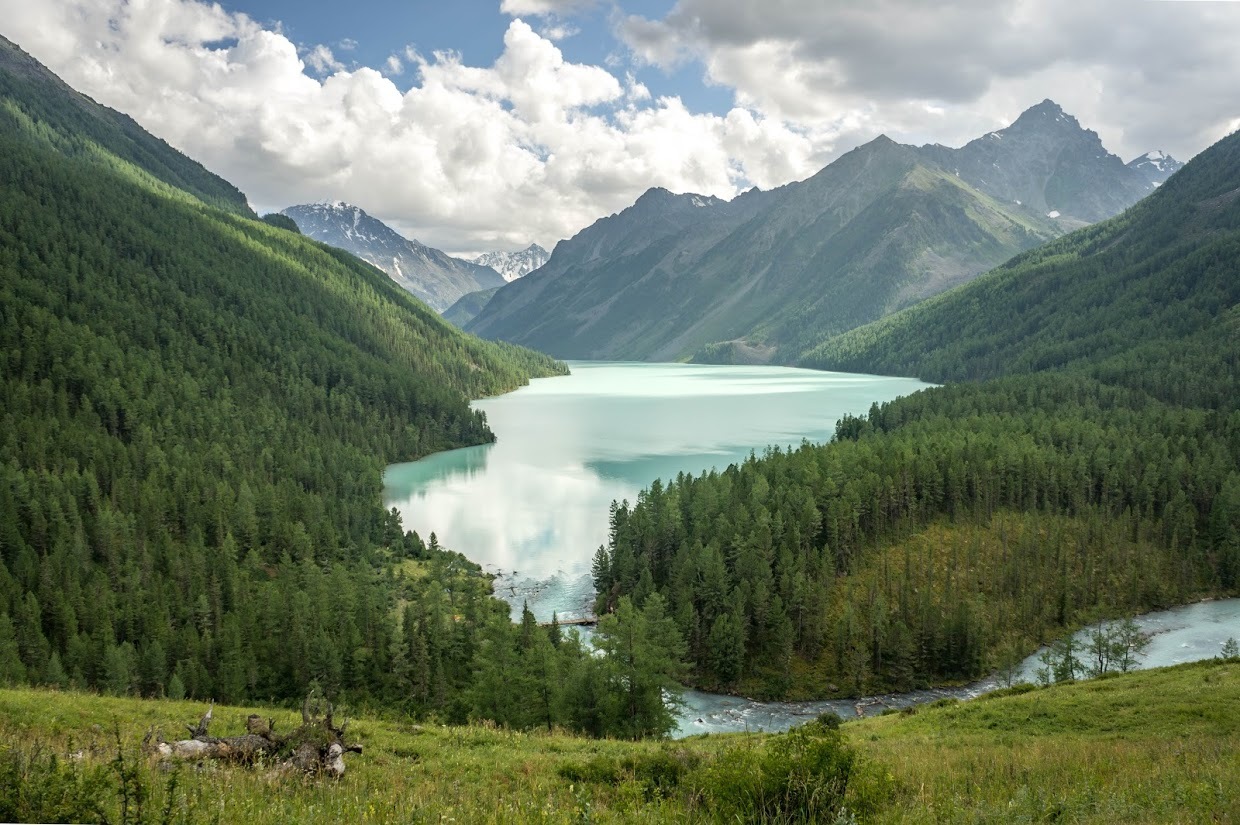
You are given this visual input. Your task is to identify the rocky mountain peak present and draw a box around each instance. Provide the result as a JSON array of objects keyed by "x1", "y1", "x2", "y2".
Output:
[
  {"x1": 1005, "y1": 99, "x2": 1086, "y2": 137},
  {"x1": 1127, "y1": 150, "x2": 1184, "y2": 186},
  {"x1": 281, "y1": 202, "x2": 504, "y2": 311}
]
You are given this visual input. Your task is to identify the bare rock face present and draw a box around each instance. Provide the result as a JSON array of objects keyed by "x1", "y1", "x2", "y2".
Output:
[{"x1": 920, "y1": 99, "x2": 1155, "y2": 225}]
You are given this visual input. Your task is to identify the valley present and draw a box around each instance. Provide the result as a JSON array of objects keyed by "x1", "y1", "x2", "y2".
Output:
[{"x1": 1, "y1": 5, "x2": 1237, "y2": 823}]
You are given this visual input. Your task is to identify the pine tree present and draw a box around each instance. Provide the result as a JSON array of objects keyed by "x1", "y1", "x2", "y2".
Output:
[{"x1": 0, "y1": 613, "x2": 26, "y2": 685}]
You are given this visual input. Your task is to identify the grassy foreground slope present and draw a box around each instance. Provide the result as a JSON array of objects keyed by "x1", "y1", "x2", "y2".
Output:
[{"x1": 2, "y1": 658, "x2": 1236, "y2": 823}]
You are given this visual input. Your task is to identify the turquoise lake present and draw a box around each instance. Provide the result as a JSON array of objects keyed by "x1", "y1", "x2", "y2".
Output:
[
  {"x1": 384, "y1": 361, "x2": 931, "y2": 622},
  {"x1": 384, "y1": 360, "x2": 1239, "y2": 736}
]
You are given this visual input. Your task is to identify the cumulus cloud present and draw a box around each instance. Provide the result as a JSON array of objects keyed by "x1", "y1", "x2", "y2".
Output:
[
  {"x1": 500, "y1": 0, "x2": 596, "y2": 17},
  {"x1": 619, "y1": 0, "x2": 1240, "y2": 161},
  {"x1": 304, "y1": 44, "x2": 344, "y2": 75},
  {"x1": 3, "y1": 0, "x2": 1235, "y2": 255},
  {"x1": 0, "y1": 0, "x2": 818, "y2": 253}
]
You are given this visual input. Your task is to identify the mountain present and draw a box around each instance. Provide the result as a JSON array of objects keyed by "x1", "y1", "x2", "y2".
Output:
[
  {"x1": 467, "y1": 100, "x2": 1174, "y2": 364},
  {"x1": 443, "y1": 286, "x2": 503, "y2": 327},
  {"x1": 803, "y1": 127, "x2": 1240, "y2": 391},
  {"x1": 1127, "y1": 150, "x2": 1184, "y2": 187},
  {"x1": 467, "y1": 134, "x2": 1061, "y2": 361},
  {"x1": 919, "y1": 99, "x2": 1159, "y2": 227},
  {"x1": 280, "y1": 202, "x2": 506, "y2": 311},
  {"x1": 0, "y1": 34, "x2": 563, "y2": 706},
  {"x1": 595, "y1": 127, "x2": 1240, "y2": 699},
  {"x1": 0, "y1": 35, "x2": 252, "y2": 216},
  {"x1": 472, "y1": 244, "x2": 550, "y2": 281}
]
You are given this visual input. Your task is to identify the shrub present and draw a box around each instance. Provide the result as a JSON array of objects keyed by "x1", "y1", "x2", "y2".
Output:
[
  {"x1": 0, "y1": 740, "x2": 111, "y2": 823},
  {"x1": 557, "y1": 748, "x2": 701, "y2": 800},
  {"x1": 693, "y1": 719, "x2": 857, "y2": 823}
]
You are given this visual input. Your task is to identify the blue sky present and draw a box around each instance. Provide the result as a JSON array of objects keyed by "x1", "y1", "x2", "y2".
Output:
[
  {"x1": 4, "y1": 0, "x2": 1239, "y2": 254},
  {"x1": 214, "y1": 0, "x2": 733, "y2": 115}
]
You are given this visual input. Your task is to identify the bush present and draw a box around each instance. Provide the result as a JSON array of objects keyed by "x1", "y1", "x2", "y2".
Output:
[
  {"x1": 558, "y1": 748, "x2": 701, "y2": 799},
  {"x1": 0, "y1": 740, "x2": 111, "y2": 823},
  {"x1": 693, "y1": 719, "x2": 857, "y2": 823},
  {"x1": 979, "y1": 683, "x2": 1039, "y2": 701}
]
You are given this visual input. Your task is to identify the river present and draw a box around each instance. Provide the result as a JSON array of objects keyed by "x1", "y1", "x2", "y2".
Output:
[{"x1": 384, "y1": 361, "x2": 1240, "y2": 738}]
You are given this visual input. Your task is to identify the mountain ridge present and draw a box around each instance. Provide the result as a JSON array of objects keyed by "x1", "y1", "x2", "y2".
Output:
[
  {"x1": 472, "y1": 243, "x2": 550, "y2": 281},
  {"x1": 467, "y1": 117, "x2": 1080, "y2": 361},
  {"x1": 281, "y1": 202, "x2": 505, "y2": 312}
]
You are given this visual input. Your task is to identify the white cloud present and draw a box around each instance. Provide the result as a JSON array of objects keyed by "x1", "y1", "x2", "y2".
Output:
[
  {"x1": 500, "y1": 0, "x2": 596, "y2": 17},
  {"x1": 0, "y1": 0, "x2": 818, "y2": 253},
  {"x1": 304, "y1": 44, "x2": 344, "y2": 75},
  {"x1": 4, "y1": 0, "x2": 1236, "y2": 257},
  {"x1": 384, "y1": 54, "x2": 404, "y2": 76},
  {"x1": 540, "y1": 23, "x2": 580, "y2": 42},
  {"x1": 618, "y1": 0, "x2": 1240, "y2": 162}
]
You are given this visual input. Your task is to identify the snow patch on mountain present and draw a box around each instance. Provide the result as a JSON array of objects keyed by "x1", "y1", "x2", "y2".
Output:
[
  {"x1": 472, "y1": 244, "x2": 551, "y2": 282},
  {"x1": 1127, "y1": 150, "x2": 1184, "y2": 187},
  {"x1": 281, "y1": 202, "x2": 505, "y2": 311}
]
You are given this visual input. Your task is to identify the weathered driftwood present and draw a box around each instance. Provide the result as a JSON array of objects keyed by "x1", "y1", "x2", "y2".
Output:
[{"x1": 144, "y1": 696, "x2": 361, "y2": 778}]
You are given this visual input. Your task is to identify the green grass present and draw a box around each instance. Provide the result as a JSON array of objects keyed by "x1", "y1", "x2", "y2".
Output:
[
  {"x1": 856, "y1": 659, "x2": 1240, "y2": 823},
  {"x1": 2, "y1": 660, "x2": 1236, "y2": 823}
]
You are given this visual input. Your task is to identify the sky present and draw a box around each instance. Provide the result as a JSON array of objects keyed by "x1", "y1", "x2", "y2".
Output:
[{"x1": 2, "y1": 0, "x2": 1239, "y2": 256}]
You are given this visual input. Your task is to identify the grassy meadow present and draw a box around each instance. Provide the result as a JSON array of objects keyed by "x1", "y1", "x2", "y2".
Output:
[{"x1": 1, "y1": 658, "x2": 1236, "y2": 823}]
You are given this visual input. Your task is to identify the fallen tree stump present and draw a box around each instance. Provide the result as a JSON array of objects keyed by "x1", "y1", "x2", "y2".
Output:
[{"x1": 144, "y1": 695, "x2": 362, "y2": 778}]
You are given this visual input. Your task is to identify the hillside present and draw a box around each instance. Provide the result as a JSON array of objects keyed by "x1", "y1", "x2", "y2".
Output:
[
  {"x1": 591, "y1": 129, "x2": 1240, "y2": 699},
  {"x1": 802, "y1": 127, "x2": 1240, "y2": 399},
  {"x1": 466, "y1": 101, "x2": 1169, "y2": 364},
  {"x1": 281, "y1": 202, "x2": 506, "y2": 312},
  {"x1": 469, "y1": 135, "x2": 1060, "y2": 361},
  {"x1": 0, "y1": 36, "x2": 252, "y2": 215},
  {"x1": 0, "y1": 35, "x2": 566, "y2": 708},
  {"x1": 2, "y1": 658, "x2": 1236, "y2": 822},
  {"x1": 443, "y1": 285, "x2": 502, "y2": 327}
]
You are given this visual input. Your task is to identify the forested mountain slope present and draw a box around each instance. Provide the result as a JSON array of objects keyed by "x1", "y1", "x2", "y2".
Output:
[
  {"x1": 592, "y1": 129, "x2": 1240, "y2": 700},
  {"x1": 0, "y1": 36, "x2": 571, "y2": 706},
  {"x1": 281, "y1": 202, "x2": 505, "y2": 312},
  {"x1": 443, "y1": 285, "x2": 502, "y2": 327},
  {"x1": 803, "y1": 126, "x2": 1240, "y2": 399},
  {"x1": 0, "y1": 35, "x2": 252, "y2": 215}
]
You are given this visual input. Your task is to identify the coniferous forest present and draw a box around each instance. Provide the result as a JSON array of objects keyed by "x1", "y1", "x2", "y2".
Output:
[
  {"x1": 592, "y1": 129, "x2": 1240, "y2": 699},
  {"x1": 0, "y1": 37, "x2": 698, "y2": 739}
]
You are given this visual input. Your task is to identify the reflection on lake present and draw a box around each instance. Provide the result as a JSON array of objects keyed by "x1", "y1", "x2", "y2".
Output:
[
  {"x1": 384, "y1": 361, "x2": 930, "y2": 621},
  {"x1": 382, "y1": 361, "x2": 1240, "y2": 738}
]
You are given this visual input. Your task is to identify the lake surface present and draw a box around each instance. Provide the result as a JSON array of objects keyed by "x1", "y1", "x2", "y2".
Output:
[
  {"x1": 384, "y1": 361, "x2": 1239, "y2": 738},
  {"x1": 384, "y1": 361, "x2": 930, "y2": 622}
]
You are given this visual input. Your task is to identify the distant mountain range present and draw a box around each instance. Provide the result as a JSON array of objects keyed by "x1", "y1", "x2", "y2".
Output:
[
  {"x1": 802, "y1": 127, "x2": 1238, "y2": 387},
  {"x1": 280, "y1": 203, "x2": 505, "y2": 312},
  {"x1": 1127, "y1": 150, "x2": 1184, "y2": 185},
  {"x1": 472, "y1": 244, "x2": 550, "y2": 282},
  {"x1": 466, "y1": 100, "x2": 1181, "y2": 363}
]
